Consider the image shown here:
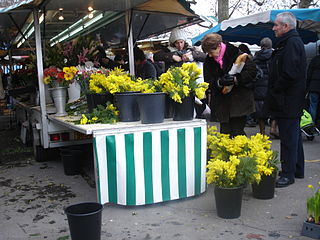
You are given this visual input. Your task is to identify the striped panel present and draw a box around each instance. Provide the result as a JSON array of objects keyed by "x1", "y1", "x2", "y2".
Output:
[{"x1": 94, "y1": 125, "x2": 206, "y2": 205}]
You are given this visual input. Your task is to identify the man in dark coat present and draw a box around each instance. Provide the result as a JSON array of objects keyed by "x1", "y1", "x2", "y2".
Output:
[
  {"x1": 306, "y1": 46, "x2": 320, "y2": 125},
  {"x1": 264, "y1": 12, "x2": 306, "y2": 187},
  {"x1": 134, "y1": 47, "x2": 157, "y2": 79},
  {"x1": 202, "y1": 33, "x2": 257, "y2": 137}
]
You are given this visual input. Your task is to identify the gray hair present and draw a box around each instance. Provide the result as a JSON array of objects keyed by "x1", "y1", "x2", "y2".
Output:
[
  {"x1": 260, "y1": 37, "x2": 272, "y2": 49},
  {"x1": 276, "y1": 12, "x2": 297, "y2": 29}
]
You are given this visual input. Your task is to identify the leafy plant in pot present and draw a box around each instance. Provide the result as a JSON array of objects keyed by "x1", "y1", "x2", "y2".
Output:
[
  {"x1": 301, "y1": 183, "x2": 320, "y2": 239},
  {"x1": 155, "y1": 63, "x2": 209, "y2": 121},
  {"x1": 206, "y1": 126, "x2": 260, "y2": 219}
]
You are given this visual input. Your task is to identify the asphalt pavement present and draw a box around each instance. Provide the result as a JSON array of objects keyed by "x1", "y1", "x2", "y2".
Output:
[{"x1": 0, "y1": 121, "x2": 319, "y2": 240}]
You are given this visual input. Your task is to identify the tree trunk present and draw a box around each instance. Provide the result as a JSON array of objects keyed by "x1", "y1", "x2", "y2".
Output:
[
  {"x1": 218, "y1": 0, "x2": 229, "y2": 22},
  {"x1": 299, "y1": 0, "x2": 312, "y2": 8}
]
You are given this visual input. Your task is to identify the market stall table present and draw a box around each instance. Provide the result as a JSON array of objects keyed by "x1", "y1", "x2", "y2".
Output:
[{"x1": 48, "y1": 115, "x2": 207, "y2": 206}]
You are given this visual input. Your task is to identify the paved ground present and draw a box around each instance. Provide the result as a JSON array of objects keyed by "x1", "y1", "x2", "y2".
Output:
[{"x1": 0, "y1": 120, "x2": 319, "y2": 240}]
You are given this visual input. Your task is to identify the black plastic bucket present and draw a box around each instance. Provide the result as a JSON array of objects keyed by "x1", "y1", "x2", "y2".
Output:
[
  {"x1": 115, "y1": 92, "x2": 140, "y2": 122},
  {"x1": 172, "y1": 95, "x2": 195, "y2": 121},
  {"x1": 252, "y1": 173, "x2": 276, "y2": 199},
  {"x1": 60, "y1": 149, "x2": 80, "y2": 176},
  {"x1": 65, "y1": 202, "x2": 103, "y2": 240},
  {"x1": 165, "y1": 95, "x2": 174, "y2": 118},
  {"x1": 86, "y1": 93, "x2": 114, "y2": 113},
  {"x1": 137, "y1": 92, "x2": 165, "y2": 124}
]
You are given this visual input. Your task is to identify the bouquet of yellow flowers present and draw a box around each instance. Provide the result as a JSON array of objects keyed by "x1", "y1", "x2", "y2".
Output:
[
  {"x1": 155, "y1": 62, "x2": 209, "y2": 103},
  {"x1": 78, "y1": 103, "x2": 119, "y2": 124},
  {"x1": 206, "y1": 126, "x2": 278, "y2": 188},
  {"x1": 89, "y1": 68, "x2": 143, "y2": 94},
  {"x1": 43, "y1": 66, "x2": 78, "y2": 88}
]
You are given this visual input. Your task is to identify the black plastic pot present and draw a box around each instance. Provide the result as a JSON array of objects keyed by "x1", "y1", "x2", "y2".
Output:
[
  {"x1": 115, "y1": 92, "x2": 140, "y2": 122},
  {"x1": 252, "y1": 173, "x2": 276, "y2": 199},
  {"x1": 60, "y1": 148, "x2": 81, "y2": 176},
  {"x1": 86, "y1": 93, "x2": 114, "y2": 113},
  {"x1": 172, "y1": 95, "x2": 195, "y2": 121},
  {"x1": 165, "y1": 95, "x2": 174, "y2": 118},
  {"x1": 214, "y1": 186, "x2": 243, "y2": 219},
  {"x1": 137, "y1": 92, "x2": 165, "y2": 124},
  {"x1": 301, "y1": 221, "x2": 320, "y2": 239},
  {"x1": 65, "y1": 202, "x2": 103, "y2": 240}
]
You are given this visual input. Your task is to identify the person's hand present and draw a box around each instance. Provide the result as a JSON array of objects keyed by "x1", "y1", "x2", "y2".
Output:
[
  {"x1": 172, "y1": 55, "x2": 182, "y2": 62},
  {"x1": 218, "y1": 75, "x2": 235, "y2": 86}
]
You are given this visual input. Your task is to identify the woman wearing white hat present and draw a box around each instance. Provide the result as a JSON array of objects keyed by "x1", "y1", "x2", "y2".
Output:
[{"x1": 154, "y1": 28, "x2": 206, "y2": 71}]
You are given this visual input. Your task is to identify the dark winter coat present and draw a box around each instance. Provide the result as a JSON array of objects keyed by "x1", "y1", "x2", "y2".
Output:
[
  {"x1": 253, "y1": 49, "x2": 272, "y2": 100},
  {"x1": 154, "y1": 44, "x2": 206, "y2": 71},
  {"x1": 307, "y1": 55, "x2": 320, "y2": 93},
  {"x1": 203, "y1": 42, "x2": 257, "y2": 123},
  {"x1": 264, "y1": 29, "x2": 306, "y2": 119},
  {"x1": 135, "y1": 60, "x2": 157, "y2": 79}
]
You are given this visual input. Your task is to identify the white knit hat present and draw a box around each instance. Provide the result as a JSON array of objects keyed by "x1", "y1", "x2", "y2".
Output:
[{"x1": 169, "y1": 28, "x2": 187, "y2": 45}]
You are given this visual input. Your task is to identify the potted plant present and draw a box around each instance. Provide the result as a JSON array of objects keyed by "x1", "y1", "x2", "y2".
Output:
[
  {"x1": 301, "y1": 183, "x2": 320, "y2": 239},
  {"x1": 207, "y1": 126, "x2": 261, "y2": 219},
  {"x1": 155, "y1": 62, "x2": 208, "y2": 120},
  {"x1": 43, "y1": 66, "x2": 77, "y2": 116}
]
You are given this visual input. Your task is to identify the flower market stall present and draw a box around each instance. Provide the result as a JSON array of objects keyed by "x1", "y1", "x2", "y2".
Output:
[{"x1": 0, "y1": 0, "x2": 208, "y2": 205}]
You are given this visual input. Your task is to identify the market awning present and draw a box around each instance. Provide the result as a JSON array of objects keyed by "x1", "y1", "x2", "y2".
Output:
[{"x1": 192, "y1": 8, "x2": 320, "y2": 45}]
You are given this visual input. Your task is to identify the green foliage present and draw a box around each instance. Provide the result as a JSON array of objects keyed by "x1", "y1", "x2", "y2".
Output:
[
  {"x1": 44, "y1": 43, "x2": 65, "y2": 68},
  {"x1": 76, "y1": 103, "x2": 119, "y2": 124},
  {"x1": 307, "y1": 183, "x2": 320, "y2": 223},
  {"x1": 235, "y1": 156, "x2": 259, "y2": 186}
]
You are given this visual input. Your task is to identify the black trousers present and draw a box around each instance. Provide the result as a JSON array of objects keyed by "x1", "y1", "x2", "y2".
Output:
[
  {"x1": 220, "y1": 116, "x2": 247, "y2": 137},
  {"x1": 277, "y1": 118, "x2": 305, "y2": 179}
]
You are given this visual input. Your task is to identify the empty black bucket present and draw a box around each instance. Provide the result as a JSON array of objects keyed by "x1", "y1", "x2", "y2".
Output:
[
  {"x1": 60, "y1": 148, "x2": 81, "y2": 176},
  {"x1": 137, "y1": 92, "x2": 165, "y2": 124},
  {"x1": 65, "y1": 202, "x2": 103, "y2": 240}
]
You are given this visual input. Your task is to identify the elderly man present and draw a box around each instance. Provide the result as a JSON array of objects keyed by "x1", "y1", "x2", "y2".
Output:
[{"x1": 264, "y1": 12, "x2": 306, "y2": 187}]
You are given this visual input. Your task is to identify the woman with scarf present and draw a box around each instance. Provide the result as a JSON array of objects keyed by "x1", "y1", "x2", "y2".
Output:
[{"x1": 202, "y1": 33, "x2": 257, "y2": 137}]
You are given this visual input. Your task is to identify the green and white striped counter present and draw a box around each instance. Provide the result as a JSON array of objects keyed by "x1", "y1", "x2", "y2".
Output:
[{"x1": 92, "y1": 119, "x2": 207, "y2": 205}]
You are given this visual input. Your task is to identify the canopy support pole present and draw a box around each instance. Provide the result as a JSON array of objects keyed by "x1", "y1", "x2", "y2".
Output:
[
  {"x1": 33, "y1": 9, "x2": 49, "y2": 148},
  {"x1": 126, "y1": 10, "x2": 135, "y2": 75}
]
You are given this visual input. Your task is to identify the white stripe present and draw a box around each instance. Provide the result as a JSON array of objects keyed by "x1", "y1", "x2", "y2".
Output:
[
  {"x1": 94, "y1": 135, "x2": 109, "y2": 204},
  {"x1": 185, "y1": 127, "x2": 195, "y2": 197},
  {"x1": 201, "y1": 126, "x2": 207, "y2": 193},
  {"x1": 169, "y1": 129, "x2": 179, "y2": 200},
  {"x1": 134, "y1": 132, "x2": 145, "y2": 205},
  {"x1": 152, "y1": 130, "x2": 162, "y2": 203},
  {"x1": 115, "y1": 134, "x2": 126, "y2": 205}
]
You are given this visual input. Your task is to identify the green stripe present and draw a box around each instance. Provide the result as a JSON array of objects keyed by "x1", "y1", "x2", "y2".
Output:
[
  {"x1": 143, "y1": 132, "x2": 154, "y2": 204},
  {"x1": 93, "y1": 137, "x2": 101, "y2": 203},
  {"x1": 106, "y1": 135, "x2": 117, "y2": 203},
  {"x1": 177, "y1": 129, "x2": 187, "y2": 198},
  {"x1": 125, "y1": 134, "x2": 136, "y2": 205},
  {"x1": 194, "y1": 127, "x2": 202, "y2": 195},
  {"x1": 161, "y1": 130, "x2": 170, "y2": 201}
]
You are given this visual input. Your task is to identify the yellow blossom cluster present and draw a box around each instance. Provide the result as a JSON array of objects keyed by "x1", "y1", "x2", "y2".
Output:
[
  {"x1": 89, "y1": 68, "x2": 142, "y2": 94},
  {"x1": 156, "y1": 63, "x2": 209, "y2": 103},
  {"x1": 206, "y1": 126, "x2": 278, "y2": 187},
  {"x1": 63, "y1": 66, "x2": 78, "y2": 81}
]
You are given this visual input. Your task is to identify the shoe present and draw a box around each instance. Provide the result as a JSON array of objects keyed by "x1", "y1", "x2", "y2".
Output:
[
  {"x1": 278, "y1": 171, "x2": 304, "y2": 179},
  {"x1": 275, "y1": 177, "x2": 294, "y2": 188}
]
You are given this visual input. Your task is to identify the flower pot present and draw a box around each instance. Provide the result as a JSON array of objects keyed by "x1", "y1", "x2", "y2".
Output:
[
  {"x1": 301, "y1": 221, "x2": 320, "y2": 239},
  {"x1": 172, "y1": 95, "x2": 195, "y2": 121},
  {"x1": 86, "y1": 93, "x2": 114, "y2": 113},
  {"x1": 65, "y1": 202, "x2": 103, "y2": 240},
  {"x1": 68, "y1": 81, "x2": 81, "y2": 103},
  {"x1": 137, "y1": 92, "x2": 165, "y2": 124},
  {"x1": 165, "y1": 95, "x2": 174, "y2": 118},
  {"x1": 49, "y1": 87, "x2": 68, "y2": 117},
  {"x1": 214, "y1": 185, "x2": 243, "y2": 219},
  {"x1": 115, "y1": 92, "x2": 140, "y2": 122},
  {"x1": 252, "y1": 173, "x2": 276, "y2": 200}
]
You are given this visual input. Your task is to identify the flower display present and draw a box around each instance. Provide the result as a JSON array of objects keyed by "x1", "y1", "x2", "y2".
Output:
[
  {"x1": 206, "y1": 126, "x2": 278, "y2": 188},
  {"x1": 307, "y1": 183, "x2": 320, "y2": 224},
  {"x1": 43, "y1": 66, "x2": 77, "y2": 87},
  {"x1": 89, "y1": 67, "x2": 142, "y2": 94},
  {"x1": 78, "y1": 103, "x2": 119, "y2": 124},
  {"x1": 155, "y1": 62, "x2": 209, "y2": 103}
]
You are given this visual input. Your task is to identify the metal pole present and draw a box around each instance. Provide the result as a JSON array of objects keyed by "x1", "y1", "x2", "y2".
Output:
[
  {"x1": 126, "y1": 10, "x2": 135, "y2": 75},
  {"x1": 33, "y1": 9, "x2": 49, "y2": 148}
]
